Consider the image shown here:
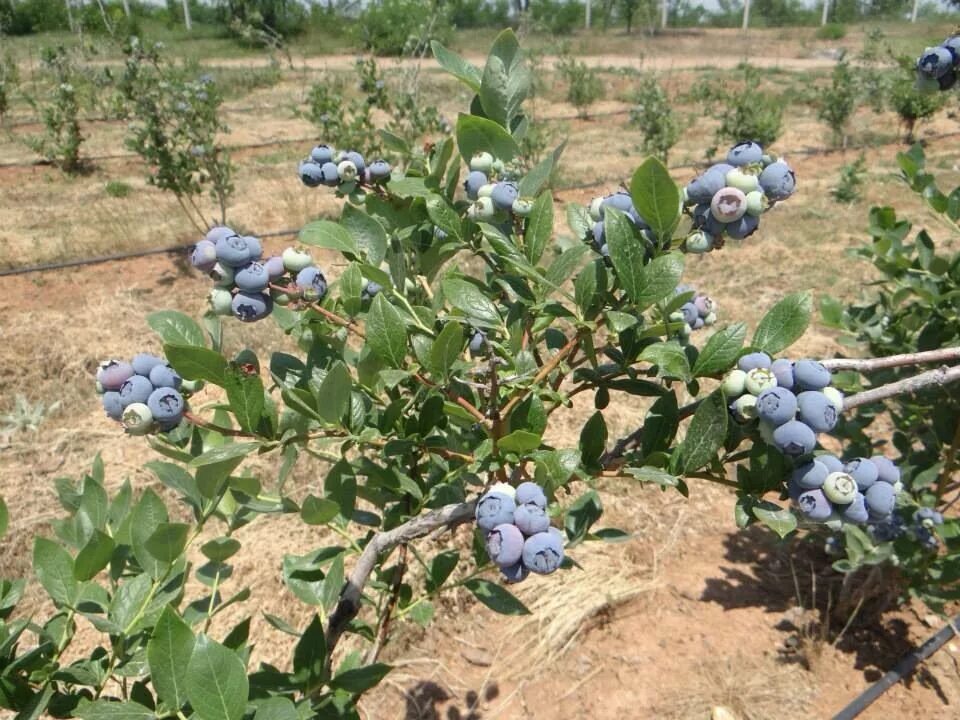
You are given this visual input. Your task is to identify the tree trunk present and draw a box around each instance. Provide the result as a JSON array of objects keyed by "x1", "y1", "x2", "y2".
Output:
[
  {"x1": 661, "y1": 0, "x2": 668, "y2": 28},
  {"x1": 821, "y1": 0, "x2": 829, "y2": 25},
  {"x1": 121, "y1": 0, "x2": 130, "y2": 17},
  {"x1": 182, "y1": 0, "x2": 192, "y2": 31},
  {"x1": 585, "y1": 0, "x2": 591, "y2": 28},
  {"x1": 65, "y1": 0, "x2": 75, "y2": 32},
  {"x1": 910, "y1": 0, "x2": 919, "y2": 22},
  {"x1": 742, "y1": 0, "x2": 751, "y2": 30}
]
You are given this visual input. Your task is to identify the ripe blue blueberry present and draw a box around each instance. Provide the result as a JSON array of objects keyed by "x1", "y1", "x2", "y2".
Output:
[
  {"x1": 600, "y1": 191, "x2": 634, "y2": 217},
  {"x1": 464, "y1": 170, "x2": 488, "y2": 200},
  {"x1": 758, "y1": 161, "x2": 796, "y2": 201},
  {"x1": 191, "y1": 240, "x2": 218, "y2": 272},
  {"x1": 231, "y1": 291, "x2": 273, "y2": 322},
  {"x1": 870, "y1": 456, "x2": 900, "y2": 485},
  {"x1": 490, "y1": 182, "x2": 519, "y2": 211},
  {"x1": 299, "y1": 161, "x2": 323, "y2": 188},
  {"x1": 793, "y1": 459, "x2": 828, "y2": 490},
  {"x1": 149, "y1": 364, "x2": 182, "y2": 389},
  {"x1": 500, "y1": 561, "x2": 529, "y2": 583},
  {"x1": 772, "y1": 420, "x2": 816, "y2": 458},
  {"x1": 368, "y1": 159, "x2": 391, "y2": 182},
  {"x1": 692, "y1": 317, "x2": 704, "y2": 330},
  {"x1": 842, "y1": 493, "x2": 869, "y2": 524},
  {"x1": 685, "y1": 165, "x2": 730, "y2": 204},
  {"x1": 844, "y1": 458, "x2": 879, "y2": 491},
  {"x1": 770, "y1": 358, "x2": 794, "y2": 389},
  {"x1": 205, "y1": 226, "x2": 236, "y2": 244},
  {"x1": 793, "y1": 359, "x2": 831, "y2": 391},
  {"x1": 725, "y1": 214, "x2": 759, "y2": 240},
  {"x1": 797, "y1": 489, "x2": 832, "y2": 521},
  {"x1": 514, "y1": 504, "x2": 549, "y2": 536},
  {"x1": 796, "y1": 391, "x2": 838, "y2": 433},
  {"x1": 756, "y1": 386, "x2": 798, "y2": 426},
  {"x1": 242, "y1": 236, "x2": 262, "y2": 261},
  {"x1": 362, "y1": 281, "x2": 383, "y2": 300},
  {"x1": 295, "y1": 266, "x2": 328, "y2": 301},
  {"x1": 476, "y1": 491, "x2": 516, "y2": 532},
  {"x1": 310, "y1": 145, "x2": 334, "y2": 164},
  {"x1": 344, "y1": 151, "x2": 365, "y2": 174},
  {"x1": 264, "y1": 256, "x2": 285, "y2": 280},
  {"x1": 680, "y1": 302, "x2": 698, "y2": 325},
  {"x1": 469, "y1": 330, "x2": 487, "y2": 355},
  {"x1": 818, "y1": 454, "x2": 844, "y2": 474},
  {"x1": 918, "y1": 46, "x2": 954, "y2": 78},
  {"x1": 215, "y1": 234, "x2": 252, "y2": 268},
  {"x1": 235, "y1": 262, "x2": 270, "y2": 292},
  {"x1": 522, "y1": 531, "x2": 564, "y2": 575},
  {"x1": 147, "y1": 387, "x2": 185, "y2": 424},
  {"x1": 938, "y1": 69, "x2": 957, "y2": 91},
  {"x1": 118, "y1": 375, "x2": 154, "y2": 408},
  {"x1": 102, "y1": 392, "x2": 123, "y2": 421},
  {"x1": 131, "y1": 353, "x2": 165, "y2": 377},
  {"x1": 865, "y1": 482, "x2": 896, "y2": 518},
  {"x1": 485, "y1": 523, "x2": 525, "y2": 567},
  {"x1": 319, "y1": 162, "x2": 340, "y2": 186},
  {"x1": 738, "y1": 352, "x2": 772, "y2": 372},
  {"x1": 727, "y1": 141, "x2": 764, "y2": 167},
  {"x1": 516, "y1": 481, "x2": 547, "y2": 509},
  {"x1": 916, "y1": 507, "x2": 944, "y2": 527},
  {"x1": 693, "y1": 295, "x2": 714, "y2": 317},
  {"x1": 691, "y1": 203, "x2": 726, "y2": 236}
]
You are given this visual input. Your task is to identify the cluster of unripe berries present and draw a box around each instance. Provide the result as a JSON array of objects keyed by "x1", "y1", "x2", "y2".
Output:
[
  {"x1": 670, "y1": 284, "x2": 717, "y2": 341},
  {"x1": 463, "y1": 152, "x2": 534, "y2": 222},
  {"x1": 916, "y1": 35, "x2": 960, "y2": 92},
  {"x1": 190, "y1": 227, "x2": 332, "y2": 321},
  {"x1": 476, "y1": 482, "x2": 565, "y2": 583},
  {"x1": 298, "y1": 145, "x2": 392, "y2": 194},
  {"x1": 788, "y1": 453, "x2": 902, "y2": 526},
  {"x1": 96, "y1": 354, "x2": 197, "y2": 435},
  {"x1": 869, "y1": 507, "x2": 945, "y2": 551},
  {"x1": 682, "y1": 142, "x2": 796, "y2": 253},
  {"x1": 586, "y1": 190, "x2": 652, "y2": 259}
]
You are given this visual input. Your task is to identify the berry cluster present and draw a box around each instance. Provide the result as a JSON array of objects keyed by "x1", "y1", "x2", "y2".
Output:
[
  {"x1": 298, "y1": 145, "x2": 392, "y2": 194},
  {"x1": 96, "y1": 354, "x2": 197, "y2": 435},
  {"x1": 190, "y1": 227, "x2": 330, "y2": 321},
  {"x1": 916, "y1": 36, "x2": 960, "y2": 92},
  {"x1": 475, "y1": 482, "x2": 565, "y2": 583},
  {"x1": 788, "y1": 453, "x2": 901, "y2": 526},
  {"x1": 681, "y1": 141, "x2": 796, "y2": 253},
  {"x1": 463, "y1": 152, "x2": 534, "y2": 221},
  {"x1": 914, "y1": 507, "x2": 945, "y2": 550},
  {"x1": 722, "y1": 353, "x2": 844, "y2": 459},
  {"x1": 586, "y1": 189, "x2": 653, "y2": 259},
  {"x1": 670, "y1": 284, "x2": 718, "y2": 342}
]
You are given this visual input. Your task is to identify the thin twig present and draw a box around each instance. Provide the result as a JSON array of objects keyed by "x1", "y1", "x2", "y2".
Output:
[
  {"x1": 501, "y1": 333, "x2": 581, "y2": 419},
  {"x1": 821, "y1": 347, "x2": 960, "y2": 372},
  {"x1": 842, "y1": 365, "x2": 960, "y2": 411},
  {"x1": 412, "y1": 373, "x2": 487, "y2": 424},
  {"x1": 183, "y1": 410, "x2": 251, "y2": 437},
  {"x1": 364, "y1": 544, "x2": 408, "y2": 665}
]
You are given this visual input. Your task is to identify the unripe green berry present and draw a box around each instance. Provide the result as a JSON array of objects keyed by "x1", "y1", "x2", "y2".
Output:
[
  {"x1": 180, "y1": 379, "x2": 204, "y2": 394},
  {"x1": 685, "y1": 230, "x2": 713, "y2": 254},
  {"x1": 722, "y1": 369, "x2": 747, "y2": 397},
  {"x1": 512, "y1": 197, "x2": 534, "y2": 217},
  {"x1": 95, "y1": 380, "x2": 105, "y2": 394},
  {"x1": 210, "y1": 262, "x2": 235, "y2": 287},
  {"x1": 282, "y1": 247, "x2": 313, "y2": 273},
  {"x1": 470, "y1": 151, "x2": 495, "y2": 173},
  {"x1": 467, "y1": 197, "x2": 496, "y2": 221},
  {"x1": 491, "y1": 158, "x2": 505, "y2": 175},
  {"x1": 703, "y1": 311, "x2": 717, "y2": 326},
  {"x1": 122, "y1": 402, "x2": 154, "y2": 435},
  {"x1": 745, "y1": 367, "x2": 778, "y2": 395},
  {"x1": 208, "y1": 288, "x2": 234, "y2": 316},
  {"x1": 589, "y1": 197, "x2": 604, "y2": 221},
  {"x1": 477, "y1": 183, "x2": 495, "y2": 199},
  {"x1": 337, "y1": 160, "x2": 358, "y2": 183},
  {"x1": 725, "y1": 167, "x2": 760, "y2": 193},
  {"x1": 823, "y1": 472, "x2": 857, "y2": 504},
  {"x1": 745, "y1": 190, "x2": 767, "y2": 217},
  {"x1": 732, "y1": 394, "x2": 758, "y2": 421}
]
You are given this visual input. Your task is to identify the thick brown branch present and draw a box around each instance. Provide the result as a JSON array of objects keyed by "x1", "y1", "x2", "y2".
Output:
[
  {"x1": 324, "y1": 500, "x2": 477, "y2": 664},
  {"x1": 842, "y1": 365, "x2": 960, "y2": 411},
  {"x1": 822, "y1": 347, "x2": 960, "y2": 372}
]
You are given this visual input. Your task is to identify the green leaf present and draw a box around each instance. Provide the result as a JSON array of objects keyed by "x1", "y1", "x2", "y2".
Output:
[
  {"x1": 147, "y1": 311, "x2": 206, "y2": 348},
  {"x1": 629, "y1": 156, "x2": 681, "y2": 242},
  {"x1": 604, "y1": 208, "x2": 646, "y2": 304},
  {"x1": 431, "y1": 41, "x2": 482, "y2": 91},
  {"x1": 679, "y1": 391, "x2": 727, "y2": 473},
  {"x1": 429, "y1": 321, "x2": 464, "y2": 381},
  {"x1": 566, "y1": 202, "x2": 591, "y2": 239},
  {"x1": 330, "y1": 663, "x2": 393, "y2": 693},
  {"x1": 463, "y1": 579, "x2": 530, "y2": 615},
  {"x1": 455, "y1": 113, "x2": 520, "y2": 164},
  {"x1": 293, "y1": 615, "x2": 326, "y2": 686},
  {"x1": 75, "y1": 700, "x2": 155, "y2": 720},
  {"x1": 752, "y1": 292, "x2": 812, "y2": 355},
  {"x1": 478, "y1": 29, "x2": 528, "y2": 127},
  {"x1": 692, "y1": 322, "x2": 747, "y2": 377},
  {"x1": 74, "y1": 530, "x2": 115, "y2": 581},
  {"x1": 564, "y1": 489, "x2": 603, "y2": 543},
  {"x1": 148, "y1": 606, "x2": 195, "y2": 712},
  {"x1": 366, "y1": 295, "x2": 408, "y2": 368},
  {"x1": 497, "y1": 430, "x2": 542, "y2": 454},
  {"x1": 316, "y1": 362, "x2": 352, "y2": 425},
  {"x1": 185, "y1": 636, "x2": 249, "y2": 720},
  {"x1": 189, "y1": 442, "x2": 259, "y2": 467},
  {"x1": 164, "y1": 344, "x2": 227, "y2": 386},
  {"x1": 253, "y1": 697, "x2": 299, "y2": 720},
  {"x1": 639, "y1": 341, "x2": 691, "y2": 382},
  {"x1": 427, "y1": 550, "x2": 460, "y2": 593},
  {"x1": 523, "y1": 192, "x2": 554, "y2": 266},
  {"x1": 624, "y1": 466, "x2": 681, "y2": 489},
  {"x1": 300, "y1": 495, "x2": 339, "y2": 525},
  {"x1": 605, "y1": 310, "x2": 637, "y2": 333},
  {"x1": 33, "y1": 537, "x2": 77, "y2": 607},
  {"x1": 0, "y1": 496, "x2": 7, "y2": 538},
  {"x1": 426, "y1": 194, "x2": 463, "y2": 242},
  {"x1": 299, "y1": 220, "x2": 358, "y2": 257},
  {"x1": 579, "y1": 411, "x2": 607, "y2": 467},
  {"x1": 574, "y1": 259, "x2": 604, "y2": 316},
  {"x1": 544, "y1": 245, "x2": 587, "y2": 291},
  {"x1": 223, "y1": 367, "x2": 265, "y2": 435},
  {"x1": 641, "y1": 391, "x2": 679, "y2": 457},
  {"x1": 146, "y1": 461, "x2": 201, "y2": 509},
  {"x1": 341, "y1": 204, "x2": 387, "y2": 266},
  {"x1": 201, "y1": 537, "x2": 241, "y2": 563},
  {"x1": 130, "y1": 489, "x2": 169, "y2": 579},
  {"x1": 442, "y1": 278, "x2": 501, "y2": 328},
  {"x1": 635, "y1": 252, "x2": 684, "y2": 310},
  {"x1": 519, "y1": 141, "x2": 565, "y2": 198},
  {"x1": 339, "y1": 263, "x2": 364, "y2": 318},
  {"x1": 752, "y1": 504, "x2": 798, "y2": 539},
  {"x1": 145, "y1": 523, "x2": 189, "y2": 564}
]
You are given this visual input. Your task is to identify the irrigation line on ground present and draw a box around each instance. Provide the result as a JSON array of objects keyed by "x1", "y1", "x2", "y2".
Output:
[{"x1": 831, "y1": 616, "x2": 959, "y2": 720}]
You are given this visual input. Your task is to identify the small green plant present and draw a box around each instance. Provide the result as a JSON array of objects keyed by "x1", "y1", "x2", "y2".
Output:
[
  {"x1": 888, "y1": 61, "x2": 945, "y2": 143},
  {"x1": 557, "y1": 52, "x2": 605, "y2": 120},
  {"x1": 0, "y1": 51, "x2": 18, "y2": 122},
  {"x1": 817, "y1": 58, "x2": 858, "y2": 147},
  {"x1": 105, "y1": 179, "x2": 132, "y2": 198},
  {"x1": 358, "y1": 0, "x2": 451, "y2": 56},
  {"x1": 706, "y1": 65, "x2": 783, "y2": 150},
  {"x1": 0, "y1": 395, "x2": 61, "y2": 437},
  {"x1": 25, "y1": 46, "x2": 84, "y2": 173},
  {"x1": 832, "y1": 153, "x2": 866, "y2": 203},
  {"x1": 816, "y1": 22, "x2": 846, "y2": 40},
  {"x1": 629, "y1": 75, "x2": 680, "y2": 162}
]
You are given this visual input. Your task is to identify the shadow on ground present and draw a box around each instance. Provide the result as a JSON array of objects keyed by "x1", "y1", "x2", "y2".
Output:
[{"x1": 402, "y1": 681, "x2": 500, "y2": 720}]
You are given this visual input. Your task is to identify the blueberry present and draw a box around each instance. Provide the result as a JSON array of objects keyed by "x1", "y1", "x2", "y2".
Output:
[
  {"x1": 758, "y1": 161, "x2": 796, "y2": 201},
  {"x1": 721, "y1": 369, "x2": 747, "y2": 397},
  {"x1": 710, "y1": 187, "x2": 747, "y2": 223},
  {"x1": 738, "y1": 352, "x2": 772, "y2": 371},
  {"x1": 149, "y1": 364, "x2": 182, "y2": 389},
  {"x1": 680, "y1": 302, "x2": 698, "y2": 325},
  {"x1": 215, "y1": 234, "x2": 252, "y2": 268},
  {"x1": 745, "y1": 190, "x2": 767, "y2": 217},
  {"x1": 796, "y1": 391, "x2": 838, "y2": 433},
  {"x1": 818, "y1": 454, "x2": 844, "y2": 474},
  {"x1": 770, "y1": 358, "x2": 794, "y2": 389},
  {"x1": 234, "y1": 262, "x2": 270, "y2": 293},
  {"x1": 205, "y1": 226, "x2": 236, "y2": 244},
  {"x1": 512, "y1": 197, "x2": 534, "y2": 217},
  {"x1": 469, "y1": 330, "x2": 487, "y2": 355},
  {"x1": 794, "y1": 359, "x2": 831, "y2": 391},
  {"x1": 319, "y1": 162, "x2": 340, "y2": 186},
  {"x1": 245, "y1": 236, "x2": 263, "y2": 261},
  {"x1": 475, "y1": 491, "x2": 516, "y2": 532},
  {"x1": 485, "y1": 523, "x2": 524, "y2": 567},
  {"x1": 744, "y1": 367, "x2": 777, "y2": 396},
  {"x1": 477, "y1": 183, "x2": 495, "y2": 199},
  {"x1": 870, "y1": 456, "x2": 900, "y2": 485},
  {"x1": 514, "y1": 502, "x2": 550, "y2": 536},
  {"x1": 938, "y1": 69, "x2": 957, "y2": 91},
  {"x1": 299, "y1": 161, "x2": 324, "y2": 188},
  {"x1": 690, "y1": 202, "x2": 726, "y2": 235},
  {"x1": 693, "y1": 295, "x2": 714, "y2": 317},
  {"x1": 725, "y1": 214, "x2": 759, "y2": 240},
  {"x1": 191, "y1": 239, "x2": 218, "y2": 271},
  {"x1": 310, "y1": 145, "x2": 333, "y2": 164},
  {"x1": 600, "y1": 190, "x2": 634, "y2": 216},
  {"x1": 118, "y1": 375, "x2": 154, "y2": 407},
  {"x1": 147, "y1": 387, "x2": 185, "y2": 424},
  {"x1": 592, "y1": 221, "x2": 605, "y2": 246},
  {"x1": 263, "y1": 256, "x2": 285, "y2": 280},
  {"x1": 703, "y1": 311, "x2": 717, "y2": 326},
  {"x1": 521, "y1": 531, "x2": 564, "y2": 575},
  {"x1": 731, "y1": 393, "x2": 758, "y2": 422},
  {"x1": 822, "y1": 386, "x2": 844, "y2": 412},
  {"x1": 823, "y1": 471, "x2": 857, "y2": 504},
  {"x1": 842, "y1": 493, "x2": 869, "y2": 524},
  {"x1": 464, "y1": 170, "x2": 488, "y2": 200},
  {"x1": 515, "y1": 481, "x2": 547, "y2": 508},
  {"x1": 121, "y1": 403, "x2": 154, "y2": 436},
  {"x1": 337, "y1": 160, "x2": 358, "y2": 184},
  {"x1": 844, "y1": 458, "x2": 879, "y2": 491},
  {"x1": 490, "y1": 182, "x2": 519, "y2": 212},
  {"x1": 726, "y1": 141, "x2": 764, "y2": 166},
  {"x1": 916, "y1": 507, "x2": 944, "y2": 527},
  {"x1": 467, "y1": 196, "x2": 496, "y2": 221},
  {"x1": 282, "y1": 247, "x2": 313, "y2": 273},
  {"x1": 368, "y1": 159, "x2": 391, "y2": 182},
  {"x1": 131, "y1": 353, "x2": 165, "y2": 377},
  {"x1": 470, "y1": 151, "x2": 494, "y2": 173},
  {"x1": 685, "y1": 165, "x2": 729, "y2": 204},
  {"x1": 295, "y1": 266, "x2": 328, "y2": 301},
  {"x1": 231, "y1": 291, "x2": 273, "y2": 322},
  {"x1": 208, "y1": 262, "x2": 234, "y2": 288},
  {"x1": 772, "y1": 420, "x2": 816, "y2": 458},
  {"x1": 918, "y1": 46, "x2": 954, "y2": 78},
  {"x1": 344, "y1": 151, "x2": 365, "y2": 174},
  {"x1": 208, "y1": 287, "x2": 234, "y2": 315},
  {"x1": 588, "y1": 196, "x2": 604, "y2": 221},
  {"x1": 500, "y1": 561, "x2": 529, "y2": 583},
  {"x1": 756, "y1": 386, "x2": 797, "y2": 426},
  {"x1": 725, "y1": 167, "x2": 760, "y2": 193},
  {"x1": 685, "y1": 230, "x2": 714, "y2": 254},
  {"x1": 793, "y1": 459, "x2": 828, "y2": 490},
  {"x1": 102, "y1": 392, "x2": 123, "y2": 421},
  {"x1": 797, "y1": 489, "x2": 832, "y2": 521},
  {"x1": 692, "y1": 317, "x2": 704, "y2": 330},
  {"x1": 865, "y1": 482, "x2": 896, "y2": 518},
  {"x1": 362, "y1": 281, "x2": 383, "y2": 300}
]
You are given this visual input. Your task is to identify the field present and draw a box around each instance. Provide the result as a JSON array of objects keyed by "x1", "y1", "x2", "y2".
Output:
[{"x1": 2, "y1": 19, "x2": 960, "y2": 719}]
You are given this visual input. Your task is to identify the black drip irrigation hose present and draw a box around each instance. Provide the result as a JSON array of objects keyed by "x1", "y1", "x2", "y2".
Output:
[{"x1": 831, "y1": 615, "x2": 959, "y2": 720}]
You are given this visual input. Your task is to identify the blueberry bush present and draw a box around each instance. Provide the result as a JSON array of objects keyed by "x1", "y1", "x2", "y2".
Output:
[{"x1": 1, "y1": 29, "x2": 959, "y2": 720}]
